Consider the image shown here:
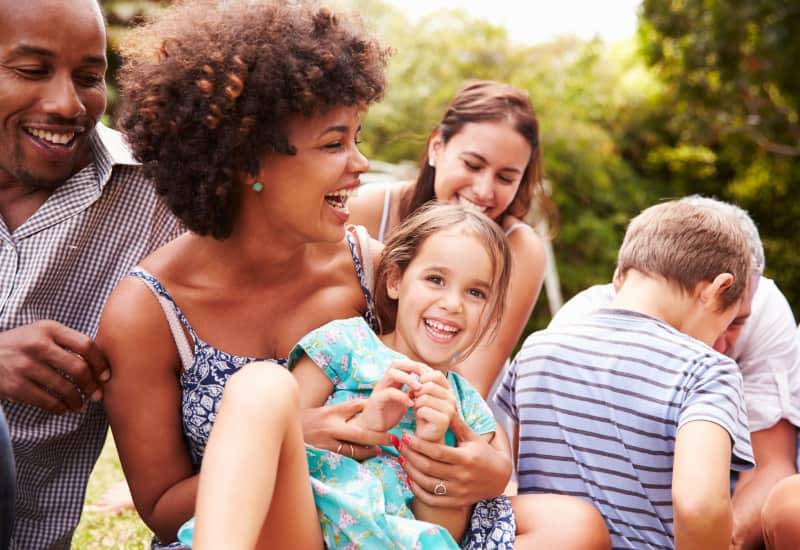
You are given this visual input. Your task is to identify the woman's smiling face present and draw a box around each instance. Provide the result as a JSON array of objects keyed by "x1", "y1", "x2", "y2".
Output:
[
  {"x1": 430, "y1": 120, "x2": 532, "y2": 221},
  {"x1": 255, "y1": 105, "x2": 369, "y2": 244}
]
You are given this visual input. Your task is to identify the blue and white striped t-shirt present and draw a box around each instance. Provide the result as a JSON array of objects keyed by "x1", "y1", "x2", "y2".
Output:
[{"x1": 496, "y1": 308, "x2": 754, "y2": 549}]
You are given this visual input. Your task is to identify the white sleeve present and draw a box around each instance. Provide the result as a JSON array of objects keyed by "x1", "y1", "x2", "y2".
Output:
[
  {"x1": 548, "y1": 283, "x2": 616, "y2": 328},
  {"x1": 730, "y1": 277, "x2": 800, "y2": 432}
]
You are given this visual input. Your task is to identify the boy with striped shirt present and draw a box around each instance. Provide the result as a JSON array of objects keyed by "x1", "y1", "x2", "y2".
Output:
[{"x1": 496, "y1": 200, "x2": 755, "y2": 549}]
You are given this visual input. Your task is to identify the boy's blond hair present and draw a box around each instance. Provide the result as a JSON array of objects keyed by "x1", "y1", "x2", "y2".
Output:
[{"x1": 617, "y1": 200, "x2": 751, "y2": 310}]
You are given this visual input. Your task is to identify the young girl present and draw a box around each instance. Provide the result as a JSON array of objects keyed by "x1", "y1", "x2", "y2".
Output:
[{"x1": 182, "y1": 203, "x2": 512, "y2": 549}]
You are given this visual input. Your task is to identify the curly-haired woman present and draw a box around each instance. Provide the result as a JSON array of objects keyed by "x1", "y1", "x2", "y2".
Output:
[{"x1": 97, "y1": 1, "x2": 608, "y2": 549}]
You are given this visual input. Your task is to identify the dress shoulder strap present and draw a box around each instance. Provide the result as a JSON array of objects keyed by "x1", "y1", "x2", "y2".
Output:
[
  {"x1": 377, "y1": 182, "x2": 393, "y2": 243},
  {"x1": 128, "y1": 267, "x2": 196, "y2": 371},
  {"x1": 344, "y1": 226, "x2": 379, "y2": 332},
  {"x1": 505, "y1": 223, "x2": 531, "y2": 237}
]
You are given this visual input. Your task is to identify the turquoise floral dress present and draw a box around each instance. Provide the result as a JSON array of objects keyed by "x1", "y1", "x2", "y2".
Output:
[
  {"x1": 177, "y1": 316, "x2": 506, "y2": 549},
  {"x1": 290, "y1": 317, "x2": 496, "y2": 549}
]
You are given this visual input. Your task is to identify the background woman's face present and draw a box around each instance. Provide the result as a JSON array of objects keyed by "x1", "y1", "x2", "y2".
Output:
[{"x1": 430, "y1": 121, "x2": 531, "y2": 221}]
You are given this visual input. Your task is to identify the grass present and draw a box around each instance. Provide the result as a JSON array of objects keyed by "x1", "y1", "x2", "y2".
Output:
[{"x1": 73, "y1": 431, "x2": 153, "y2": 549}]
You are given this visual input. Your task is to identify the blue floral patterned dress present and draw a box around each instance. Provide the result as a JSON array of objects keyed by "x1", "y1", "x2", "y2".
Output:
[{"x1": 290, "y1": 316, "x2": 496, "y2": 549}]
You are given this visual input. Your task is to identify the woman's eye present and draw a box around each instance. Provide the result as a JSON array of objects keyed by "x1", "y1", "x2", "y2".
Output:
[
  {"x1": 464, "y1": 160, "x2": 481, "y2": 171},
  {"x1": 426, "y1": 275, "x2": 444, "y2": 285},
  {"x1": 324, "y1": 141, "x2": 343, "y2": 150},
  {"x1": 498, "y1": 174, "x2": 515, "y2": 184}
]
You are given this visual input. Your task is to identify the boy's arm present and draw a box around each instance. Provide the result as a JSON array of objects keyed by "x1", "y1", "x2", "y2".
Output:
[{"x1": 672, "y1": 420, "x2": 733, "y2": 550}]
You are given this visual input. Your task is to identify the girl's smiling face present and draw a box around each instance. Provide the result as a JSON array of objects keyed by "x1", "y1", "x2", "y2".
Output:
[{"x1": 383, "y1": 228, "x2": 495, "y2": 370}]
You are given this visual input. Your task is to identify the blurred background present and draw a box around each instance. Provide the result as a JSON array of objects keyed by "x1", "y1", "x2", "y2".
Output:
[{"x1": 100, "y1": 0, "x2": 800, "y2": 341}]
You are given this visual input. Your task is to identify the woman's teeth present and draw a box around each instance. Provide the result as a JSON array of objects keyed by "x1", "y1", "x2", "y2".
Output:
[
  {"x1": 457, "y1": 196, "x2": 487, "y2": 213},
  {"x1": 325, "y1": 187, "x2": 357, "y2": 210}
]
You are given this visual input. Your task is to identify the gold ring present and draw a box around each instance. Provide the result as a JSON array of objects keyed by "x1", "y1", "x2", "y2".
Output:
[
  {"x1": 433, "y1": 480, "x2": 447, "y2": 496},
  {"x1": 336, "y1": 443, "x2": 343, "y2": 455},
  {"x1": 349, "y1": 443, "x2": 355, "y2": 459}
]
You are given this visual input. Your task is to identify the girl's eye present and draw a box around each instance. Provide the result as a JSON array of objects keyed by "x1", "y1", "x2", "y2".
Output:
[
  {"x1": 426, "y1": 275, "x2": 444, "y2": 285},
  {"x1": 468, "y1": 288, "x2": 487, "y2": 300},
  {"x1": 323, "y1": 141, "x2": 343, "y2": 150}
]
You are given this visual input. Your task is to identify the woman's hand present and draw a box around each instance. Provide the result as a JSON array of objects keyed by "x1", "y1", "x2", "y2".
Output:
[
  {"x1": 413, "y1": 369, "x2": 457, "y2": 443},
  {"x1": 302, "y1": 399, "x2": 393, "y2": 461},
  {"x1": 399, "y1": 414, "x2": 512, "y2": 508}
]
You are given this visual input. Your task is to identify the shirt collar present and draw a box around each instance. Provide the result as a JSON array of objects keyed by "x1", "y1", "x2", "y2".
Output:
[{"x1": 88, "y1": 123, "x2": 140, "y2": 191}]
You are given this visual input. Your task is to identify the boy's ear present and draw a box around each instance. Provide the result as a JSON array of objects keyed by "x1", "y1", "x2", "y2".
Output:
[
  {"x1": 386, "y1": 267, "x2": 401, "y2": 300},
  {"x1": 700, "y1": 273, "x2": 734, "y2": 308}
]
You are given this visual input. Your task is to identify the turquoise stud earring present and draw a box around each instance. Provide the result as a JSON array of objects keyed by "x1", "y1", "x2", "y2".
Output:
[{"x1": 252, "y1": 181, "x2": 264, "y2": 193}]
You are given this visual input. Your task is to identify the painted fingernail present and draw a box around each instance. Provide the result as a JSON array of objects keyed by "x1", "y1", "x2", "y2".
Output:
[
  {"x1": 390, "y1": 434, "x2": 400, "y2": 449},
  {"x1": 398, "y1": 456, "x2": 406, "y2": 467},
  {"x1": 99, "y1": 370, "x2": 111, "y2": 382},
  {"x1": 401, "y1": 434, "x2": 412, "y2": 446},
  {"x1": 90, "y1": 388, "x2": 102, "y2": 402}
]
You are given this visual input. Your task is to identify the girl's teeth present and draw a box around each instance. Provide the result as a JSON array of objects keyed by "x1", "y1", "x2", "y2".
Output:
[{"x1": 425, "y1": 319, "x2": 457, "y2": 333}]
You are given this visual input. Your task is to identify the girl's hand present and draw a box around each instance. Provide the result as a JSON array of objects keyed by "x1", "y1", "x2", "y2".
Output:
[
  {"x1": 413, "y1": 370, "x2": 457, "y2": 442},
  {"x1": 357, "y1": 363, "x2": 423, "y2": 432},
  {"x1": 399, "y1": 414, "x2": 511, "y2": 508}
]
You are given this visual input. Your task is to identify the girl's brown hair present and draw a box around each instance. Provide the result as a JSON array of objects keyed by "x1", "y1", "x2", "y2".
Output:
[{"x1": 374, "y1": 204, "x2": 512, "y2": 360}]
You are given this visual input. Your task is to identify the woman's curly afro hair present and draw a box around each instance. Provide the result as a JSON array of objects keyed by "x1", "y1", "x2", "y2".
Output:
[{"x1": 117, "y1": 0, "x2": 391, "y2": 238}]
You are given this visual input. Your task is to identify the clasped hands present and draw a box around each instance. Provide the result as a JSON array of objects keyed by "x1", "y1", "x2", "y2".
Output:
[{"x1": 349, "y1": 359, "x2": 457, "y2": 444}]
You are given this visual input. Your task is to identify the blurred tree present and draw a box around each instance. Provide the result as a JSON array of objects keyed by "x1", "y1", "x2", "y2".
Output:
[
  {"x1": 99, "y1": 0, "x2": 166, "y2": 120},
  {"x1": 639, "y1": 0, "x2": 800, "y2": 317}
]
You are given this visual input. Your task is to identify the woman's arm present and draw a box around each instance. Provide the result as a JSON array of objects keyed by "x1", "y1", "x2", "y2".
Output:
[
  {"x1": 400, "y1": 413, "x2": 512, "y2": 508},
  {"x1": 97, "y1": 277, "x2": 197, "y2": 543},
  {"x1": 453, "y1": 223, "x2": 547, "y2": 397}
]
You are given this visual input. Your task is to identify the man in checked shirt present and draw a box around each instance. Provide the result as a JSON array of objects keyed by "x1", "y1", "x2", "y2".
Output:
[{"x1": 0, "y1": 0, "x2": 180, "y2": 547}]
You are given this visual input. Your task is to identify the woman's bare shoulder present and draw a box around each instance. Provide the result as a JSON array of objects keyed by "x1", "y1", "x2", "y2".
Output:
[{"x1": 349, "y1": 181, "x2": 411, "y2": 238}]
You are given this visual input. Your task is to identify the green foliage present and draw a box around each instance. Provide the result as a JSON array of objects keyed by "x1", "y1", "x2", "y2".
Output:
[
  {"x1": 74, "y1": 434, "x2": 152, "y2": 549},
  {"x1": 639, "y1": 0, "x2": 800, "y2": 318}
]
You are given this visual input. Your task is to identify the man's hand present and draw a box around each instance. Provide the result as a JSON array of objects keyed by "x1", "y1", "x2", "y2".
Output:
[{"x1": 0, "y1": 321, "x2": 109, "y2": 413}]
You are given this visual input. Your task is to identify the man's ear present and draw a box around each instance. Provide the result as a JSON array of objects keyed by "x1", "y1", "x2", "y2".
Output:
[
  {"x1": 386, "y1": 267, "x2": 401, "y2": 300},
  {"x1": 700, "y1": 273, "x2": 734, "y2": 309}
]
